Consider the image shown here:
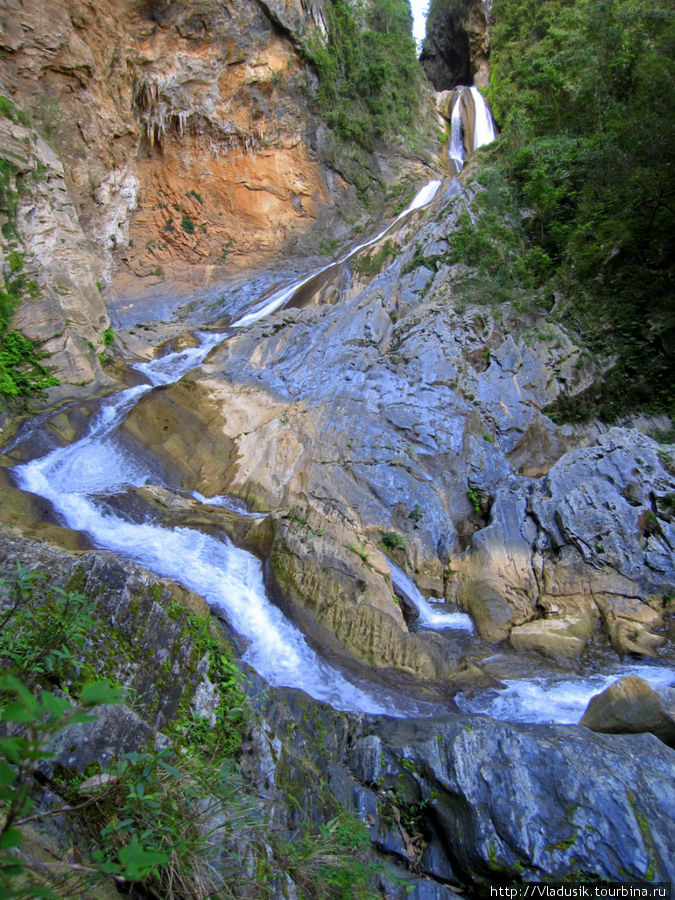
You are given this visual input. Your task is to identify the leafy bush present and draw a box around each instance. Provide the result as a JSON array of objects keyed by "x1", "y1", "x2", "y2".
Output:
[
  {"x1": 485, "y1": 0, "x2": 675, "y2": 419},
  {"x1": 281, "y1": 813, "x2": 374, "y2": 900},
  {"x1": 0, "y1": 329, "x2": 59, "y2": 399},
  {"x1": 304, "y1": 0, "x2": 423, "y2": 154},
  {"x1": 0, "y1": 158, "x2": 59, "y2": 404},
  {"x1": 0, "y1": 565, "x2": 96, "y2": 689},
  {"x1": 381, "y1": 531, "x2": 406, "y2": 551},
  {"x1": 0, "y1": 565, "x2": 257, "y2": 897}
]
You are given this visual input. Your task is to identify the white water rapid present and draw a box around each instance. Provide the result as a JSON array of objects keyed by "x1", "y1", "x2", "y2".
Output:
[
  {"x1": 10, "y1": 177, "x2": 672, "y2": 726},
  {"x1": 456, "y1": 662, "x2": 675, "y2": 726},
  {"x1": 11, "y1": 182, "x2": 445, "y2": 718},
  {"x1": 14, "y1": 352, "x2": 396, "y2": 716}
]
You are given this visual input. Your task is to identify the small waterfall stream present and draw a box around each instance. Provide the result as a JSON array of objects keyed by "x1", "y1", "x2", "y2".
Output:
[
  {"x1": 388, "y1": 559, "x2": 474, "y2": 632},
  {"x1": 9, "y1": 179, "x2": 673, "y2": 725},
  {"x1": 232, "y1": 179, "x2": 441, "y2": 327}
]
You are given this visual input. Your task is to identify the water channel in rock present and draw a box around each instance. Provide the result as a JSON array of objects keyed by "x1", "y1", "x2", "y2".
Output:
[{"x1": 9, "y1": 181, "x2": 673, "y2": 726}]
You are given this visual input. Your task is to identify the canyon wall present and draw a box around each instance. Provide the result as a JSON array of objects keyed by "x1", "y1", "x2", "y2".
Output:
[
  {"x1": 421, "y1": 0, "x2": 491, "y2": 89},
  {"x1": 0, "y1": 0, "x2": 343, "y2": 284}
]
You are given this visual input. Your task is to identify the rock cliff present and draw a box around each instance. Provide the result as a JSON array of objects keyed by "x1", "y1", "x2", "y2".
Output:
[
  {"x1": 1, "y1": 1, "x2": 673, "y2": 895},
  {"x1": 421, "y1": 0, "x2": 491, "y2": 90},
  {"x1": 0, "y1": 0, "x2": 431, "y2": 405},
  {"x1": 0, "y1": 0, "x2": 336, "y2": 285}
]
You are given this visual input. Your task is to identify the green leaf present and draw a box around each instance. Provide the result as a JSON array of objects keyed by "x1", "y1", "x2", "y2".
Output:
[
  {"x1": 80, "y1": 680, "x2": 124, "y2": 707},
  {"x1": 0, "y1": 759, "x2": 16, "y2": 786},
  {"x1": 0, "y1": 827, "x2": 22, "y2": 850},
  {"x1": 0, "y1": 737, "x2": 25, "y2": 764},
  {"x1": 117, "y1": 839, "x2": 168, "y2": 880},
  {"x1": 1, "y1": 701, "x2": 37, "y2": 723},
  {"x1": 40, "y1": 691, "x2": 71, "y2": 718},
  {"x1": 0, "y1": 674, "x2": 41, "y2": 709}
]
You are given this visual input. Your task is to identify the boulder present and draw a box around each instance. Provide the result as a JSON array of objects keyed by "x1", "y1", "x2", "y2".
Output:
[
  {"x1": 359, "y1": 715, "x2": 675, "y2": 884},
  {"x1": 580, "y1": 675, "x2": 675, "y2": 747},
  {"x1": 509, "y1": 611, "x2": 595, "y2": 661}
]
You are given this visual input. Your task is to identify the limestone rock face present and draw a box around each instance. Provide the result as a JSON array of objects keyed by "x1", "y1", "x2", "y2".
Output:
[
  {"x1": 580, "y1": 676, "x2": 675, "y2": 747},
  {"x1": 119, "y1": 183, "x2": 674, "y2": 677},
  {"x1": 0, "y1": 116, "x2": 112, "y2": 393},
  {"x1": 0, "y1": 0, "x2": 356, "y2": 293},
  {"x1": 421, "y1": 0, "x2": 491, "y2": 90}
]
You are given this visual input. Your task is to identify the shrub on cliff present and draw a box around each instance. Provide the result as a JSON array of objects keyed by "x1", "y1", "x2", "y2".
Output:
[
  {"x1": 304, "y1": 0, "x2": 424, "y2": 153},
  {"x1": 484, "y1": 0, "x2": 674, "y2": 419}
]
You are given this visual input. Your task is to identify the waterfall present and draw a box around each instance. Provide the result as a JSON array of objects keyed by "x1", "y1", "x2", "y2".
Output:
[
  {"x1": 232, "y1": 179, "x2": 441, "y2": 327},
  {"x1": 446, "y1": 85, "x2": 497, "y2": 172},
  {"x1": 469, "y1": 85, "x2": 497, "y2": 150},
  {"x1": 449, "y1": 89, "x2": 466, "y2": 174},
  {"x1": 388, "y1": 559, "x2": 473, "y2": 632},
  {"x1": 12, "y1": 173, "x2": 671, "y2": 726}
]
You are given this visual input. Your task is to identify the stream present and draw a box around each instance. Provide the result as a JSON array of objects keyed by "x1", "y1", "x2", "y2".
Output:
[{"x1": 10, "y1": 180, "x2": 674, "y2": 726}]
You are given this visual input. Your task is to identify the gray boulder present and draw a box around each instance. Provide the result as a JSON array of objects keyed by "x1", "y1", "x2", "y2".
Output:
[
  {"x1": 580, "y1": 675, "x2": 675, "y2": 747},
  {"x1": 350, "y1": 715, "x2": 675, "y2": 885}
]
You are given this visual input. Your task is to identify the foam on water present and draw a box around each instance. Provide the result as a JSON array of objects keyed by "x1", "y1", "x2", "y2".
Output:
[
  {"x1": 191, "y1": 491, "x2": 266, "y2": 517},
  {"x1": 469, "y1": 86, "x2": 497, "y2": 150},
  {"x1": 133, "y1": 331, "x2": 227, "y2": 386},
  {"x1": 13, "y1": 338, "x2": 397, "y2": 716},
  {"x1": 449, "y1": 92, "x2": 466, "y2": 174},
  {"x1": 456, "y1": 663, "x2": 674, "y2": 725}
]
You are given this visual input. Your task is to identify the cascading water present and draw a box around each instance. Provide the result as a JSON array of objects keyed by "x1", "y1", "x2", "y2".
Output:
[
  {"x1": 11, "y1": 180, "x2": 448, "y2": 721},
  {"x1": 232, "y1": 179, "x2": 441, "y2": 328},
  {"x1": 456, "y1": 663, "x2": 675, "y2": 726},
  {"x1": 449, "y1": 92, "x2": 466, "y2": 174},
  {"x1": 388, "y1": 559, "x2": 473, "y2": 632},
  {"x1": 9, "y1": 177, "x2": 672, "y2": 726},
  {"x1": 14, "y1": 346, "x2": 396, "y2": 716},
  {"x1": 469, "y1": 85, "x2": 497, "y2": 150},
  {"x1": 447, "y1": 86, "x2": 497, "y2": 173}
]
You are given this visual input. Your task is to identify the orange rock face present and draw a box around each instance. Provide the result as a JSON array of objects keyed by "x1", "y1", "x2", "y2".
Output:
[{"x1": 0, "y1": 0, "x2": 335, "y2": 291}]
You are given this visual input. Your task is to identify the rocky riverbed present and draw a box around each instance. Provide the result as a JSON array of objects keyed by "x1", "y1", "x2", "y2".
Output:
[{"x1": 3, "y1": 174, "x2": 673, "y2": 895}]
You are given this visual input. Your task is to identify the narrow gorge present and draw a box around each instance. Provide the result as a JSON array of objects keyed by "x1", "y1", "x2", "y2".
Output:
[{"x1": 0, "y1": 0, "x2": 673, "y2": 897}]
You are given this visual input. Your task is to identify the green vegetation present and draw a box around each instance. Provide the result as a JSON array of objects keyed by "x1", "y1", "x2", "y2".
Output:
[
  {"x1": 0, "y1": 136, "x2": 59, "y2": 405},
  {"x1": 180, "y1": 213, "x2": 195, "y2": 235},
  {"x1": 447, "y1": 165, "x2": 551, "y2": 306},
  {"x1": 477, "y1": 0, "x2": 674, "y2": 421},
  {"x1": 408, "y1": 504, "x2": 424, "y2": 526},
  {"x1": 352, "y1": 240, "x2": 397, "y2": 277},
  {"x1": 346, "y1": 540, "x2": 374, "y2": 570},
  {"x1": 467, "y1": 488, "x2": 481, "y2": 516},
  {"x1": 0, "y1": 95, "x2": 30, "y2": 128},
  {"x1": 304, "y1": 0, "x2": 422, "y2": 153},
  {"x1": 0, "y1": 254, "x2": 58, "y2": 401},
  {"x1": 0, "y1": 563, "x2": 387, "y2": 898},
  {"x1": 381, "y1": 531, "x2": 406, "y2": 551},
  {"x1": 280, "y1": 813, "x2": 374, "y2": 899},
  {"x1": 170, "y1": 613, "x2": 247, "y2": 760}
]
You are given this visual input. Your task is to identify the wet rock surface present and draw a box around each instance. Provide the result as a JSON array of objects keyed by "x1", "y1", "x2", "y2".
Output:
[
  {"x1": 361, "y1": 715, "x2": 675, "y2": 884},
  {"x1": 119, "y1": 183, "x2": 675, "y2": 684}
]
